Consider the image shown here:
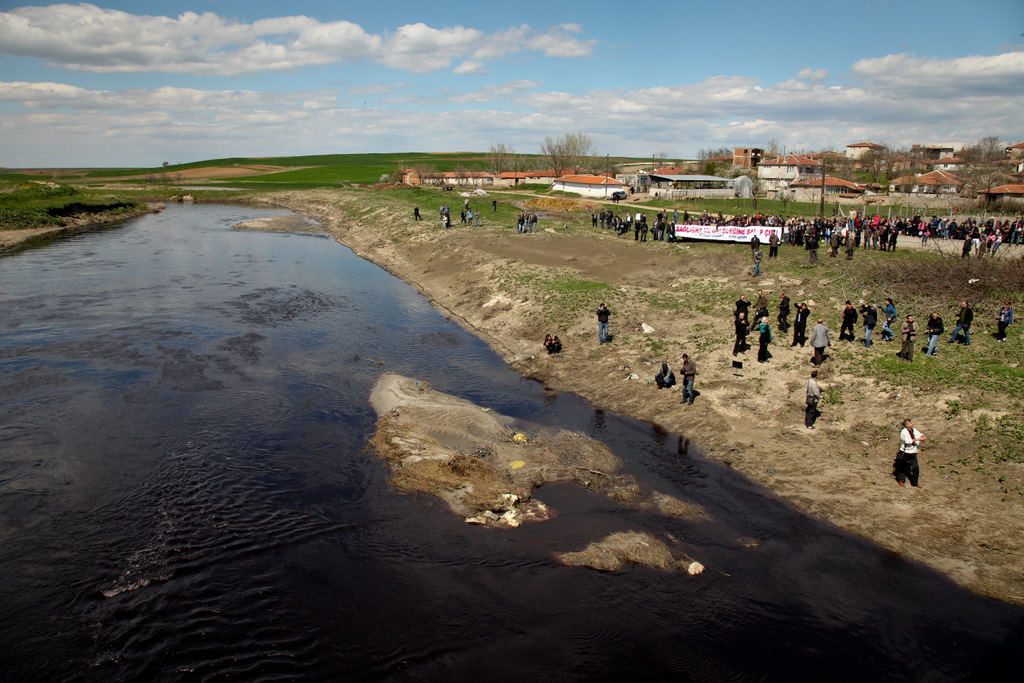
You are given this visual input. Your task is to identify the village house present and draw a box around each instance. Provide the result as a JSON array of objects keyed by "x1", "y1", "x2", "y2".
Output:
[
  {"x1": 400, "y1": 169, "x2": 496, "y2": 188},
  {"x1": 551, "y1": 174, "x2": 627, "y2": 199},
  {"x1": 1004, "y1": 142, "x2": 1024, "y2": 160},
  {"x1": 732, "y1": 147, "x2": 763, "y2": 168},
  {"x1": 788, "y1": 176, "x2": 872, "y2": 203},
  {"x1": 845, "y1": 141, "x2": 886, "y2": 160},
  {"x1": 889, "y1": 169, "x2": 964, "y2": 195},
  {"x1": 979, "y1": 183, "x2": 1024, "y2": 208},
  {"x1": 912, "y1": 143, "x2": 962, "y2": 162},
  {"x1": 646, "y1": 173, "x2": 744, "y2": 199},
  {"x1": 932, "y1": 156, "x2": 966, "y2": 172},
  {"x1": 492, "y1": 170, "x2": 558, "y2": 188},
  {"x1": 756, "y1": 154, "x2": 820, "y2": 196}
]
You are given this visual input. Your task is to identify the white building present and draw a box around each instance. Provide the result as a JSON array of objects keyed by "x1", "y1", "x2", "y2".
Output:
[
  {"x1": 550, "y1": 174, "x2": 627, "y2": 199},
  {"x1": 756, "y1": 155, "x2": 820, "y2": 196}
]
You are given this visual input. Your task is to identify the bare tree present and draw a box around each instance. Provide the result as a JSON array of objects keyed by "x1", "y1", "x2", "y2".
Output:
[
  {"x1": 540, "y1": 131, "x2": 594, "y2": 177},
  {"x1": 698, "y1": 147, "x2": 731, "y2": 162},
  {"x1": 488, "y1": 143, "x2": 516, "y2": 174}
]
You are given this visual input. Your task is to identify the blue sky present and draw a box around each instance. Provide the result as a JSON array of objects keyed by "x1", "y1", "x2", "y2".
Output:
[{"x1": 0, "y1": 0, "x2": 1022, "y2": 167}]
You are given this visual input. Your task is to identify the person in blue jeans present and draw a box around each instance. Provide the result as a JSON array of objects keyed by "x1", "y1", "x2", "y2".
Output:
[
  {"x1": 680, "y1": 354, "x2": 697, "y2": 405},
  {"x1": 861, "y1": 303, "x2": 877, "y2": 347},
  {"x1": 949, "y1": 301, "x2": 973, "y2": 345},
  {"x1": 924, "y1": 312, "x2": 944, "y2": 356},
  {"x1": 597, "y1": 303, "x2": 610, "y2": 344},
  {"x1": 881, "y1": 298, "x2": 897, "y2": 341}
]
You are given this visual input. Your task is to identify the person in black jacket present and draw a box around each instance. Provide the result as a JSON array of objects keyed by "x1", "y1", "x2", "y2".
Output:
[
  {"x1": 792, "y1": 303, "x2": 810, "y2": 347},
  {"x1": 734, "y1": 295, "x2": 750, "y2": 322},
  {"x1": 840, "y1": 301, "x2": 858, "y2": 341},
  {"x1": 597, "y1": 303, "x2": 611, "y2": 344},
  {"x1": 778, "y1": 292, "x2": 791, "y2": 333},
  {"x1": 861, "y1": 303, "x2": 878, "y2": 347},
  {"x1": 734, "y1": 312, "x2": 749, "y2": 355},
  {"x1": 924, "y1": 312, "x2": 944, "y2": 356}
]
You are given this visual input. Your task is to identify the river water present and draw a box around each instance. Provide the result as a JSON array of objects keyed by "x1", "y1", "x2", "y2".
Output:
[{"x1": 1, "y1": 204, "x2": 1021, "y2": 681}]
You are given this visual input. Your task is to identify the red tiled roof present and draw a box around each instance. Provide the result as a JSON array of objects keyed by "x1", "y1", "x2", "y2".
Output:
[
  {"x1": 791, "y1": 177, "x2": 868, "y2": 191},
  {"x1": 890, "y1": 170, "x2": 963, "y2": 186},
  {"x1": 556, "y1": 174, "x2": 625, "y2": 186},
  {"x1": 847, "y1": 141, "x2": 885, "y2": 148},
  {"x1": 983, "y1": 184, "x2": 1024, "y2": 195},
  {"x1": 496, "y1": 170, "x2": 558, "y2": 178},
  {"x1": 759, "y1": 154, "x2": 820, "y2": 166},
  {"x1": 439, "y1": 171, "x2": 495, "y2": 178}
]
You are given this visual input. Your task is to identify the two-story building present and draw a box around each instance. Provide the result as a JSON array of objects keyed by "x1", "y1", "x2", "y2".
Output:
[
  {"x1": 756, "y1": 155, "x2": 820, "y2": 197},
  {"x1": 845, "y1": 142, "x2": 886, "y2": 160}
]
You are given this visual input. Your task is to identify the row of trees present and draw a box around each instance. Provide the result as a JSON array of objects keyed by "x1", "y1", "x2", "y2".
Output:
[{"x1": 489, "y1": 132, "x2": 602, "y2": 177}]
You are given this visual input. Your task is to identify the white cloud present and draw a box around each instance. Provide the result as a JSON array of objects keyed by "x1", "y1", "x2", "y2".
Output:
[
  {"x1": 850, "y1": 51, "x2": 1024, "y2": 97},
  {"x1": 0, "y1": 4, "x2": 592, "y2": 76},
  {"x1": 796, "y1": 68, "x2": 829, "y2": 82},
  {"x1": 1, "y1": 51, "x2": 1021, "y2": 166}
]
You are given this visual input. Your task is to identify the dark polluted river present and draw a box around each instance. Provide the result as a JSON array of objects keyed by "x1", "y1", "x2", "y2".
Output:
[{"x1": 0, "y1": 204, "x2": 1021, "y2": 681}]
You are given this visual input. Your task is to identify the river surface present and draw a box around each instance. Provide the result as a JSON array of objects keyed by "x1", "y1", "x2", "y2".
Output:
[{"x1": 1, "y1": 204, "x2": 1021, "y2": 681}]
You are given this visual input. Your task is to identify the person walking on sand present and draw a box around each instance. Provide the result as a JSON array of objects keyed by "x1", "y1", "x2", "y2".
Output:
[
  {"x1": 681, "y1": 354, "x2": 697, "y2": 405},
  {"x1": 895, "y1": 418, "x2": 926, "y2": 487},
  {"x1": 413, "y1": 206, "x2": 421, "y2": 221},
  {"x1": 899, "y1": 314, "x2": 918, "y2": 362},
  {"x1": 805, "y1": 370, "x2": 821, "y2": 429},
  {"x1": 597, "y1": 303, "x2": 611, "y2": 344},
  {"x1": 810, "y1": 318, "x2": 831, "y2": 366}
]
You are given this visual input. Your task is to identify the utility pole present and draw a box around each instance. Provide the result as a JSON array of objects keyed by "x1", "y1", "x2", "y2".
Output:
[{"x1": 819, "y1": 156, "x2": 826, "y2": 219}]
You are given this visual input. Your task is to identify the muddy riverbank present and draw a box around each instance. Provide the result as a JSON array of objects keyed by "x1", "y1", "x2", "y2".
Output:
[{"x1": 117, "y1": 191, "x2": 1024, "y2": 601}]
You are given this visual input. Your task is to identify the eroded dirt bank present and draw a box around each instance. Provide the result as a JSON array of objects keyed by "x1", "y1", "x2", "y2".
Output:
[
  {"x1": 240, "y1": 190, "x2": 1023, "y2": 602},
  {"x1": 0, "y1": 203, "x2": 163, "y2": 252}
]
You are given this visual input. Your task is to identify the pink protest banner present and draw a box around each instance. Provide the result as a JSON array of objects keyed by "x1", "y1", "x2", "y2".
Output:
[{"x1": 673, "y1": 223, "x2": 782, "y2": 243}]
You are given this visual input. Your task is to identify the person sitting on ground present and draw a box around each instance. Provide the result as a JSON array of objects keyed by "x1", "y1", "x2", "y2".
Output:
[
  {"x1": 544, "y1": 334, "x2": 562, "y2": 354},
  {"x1": 655, "y1": 363, "x2": 675, "y2": 389}
]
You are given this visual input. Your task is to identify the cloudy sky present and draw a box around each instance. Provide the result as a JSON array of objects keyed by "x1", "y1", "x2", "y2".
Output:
[{"x1": 1, "y1": 0, "x2": 1022, "y2": 167}]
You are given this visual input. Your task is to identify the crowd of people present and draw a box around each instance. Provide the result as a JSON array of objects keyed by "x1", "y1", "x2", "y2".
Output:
[{"x1": 520, "y1": 201, "x2": 1019, "y2": 489}]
